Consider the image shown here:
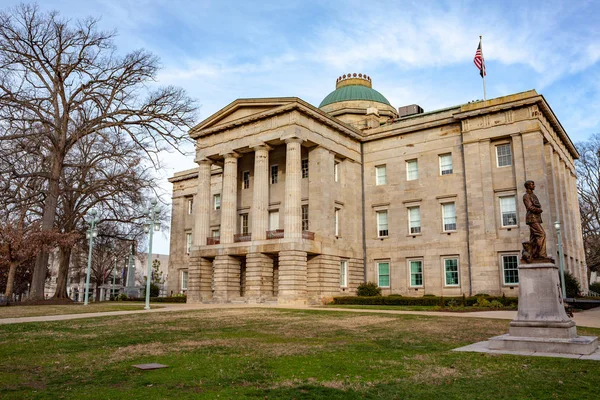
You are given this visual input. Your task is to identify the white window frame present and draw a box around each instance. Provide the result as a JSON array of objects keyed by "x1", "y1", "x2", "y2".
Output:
[
  {"x1": 270, "y1": 165, "x2": 278, "y2": 184},
  {"x1": 408, "y1": 259, "x2": 424, "y2": 288},
  {"x1": 442, "y1": 202, "x2": 456, "y2": 232},
  {"x1": 334, "y1": 161, "x2": 340, "y2": 182},
  {"x1": 377, "y1": 261, "x2": 390, "y2": 288},
  {"x1": 213, "y1": 194, "x2": 221, "y2": 210},
  {"x1": 501, "y1": 253, "x2": 519, "y2": 285},
  {"x1": 301, "y1": 204, "x2": 309, "y2": 231},
  {"x1": 439, "y1": 153, "x2": 453, "y2": 175},
  {"x1": 340, "y1": 260, "x2": 348, "y2": 288},
  {"x1": 406, "y1": 159, "x2": 418, "y2": 181},
  {"x1": 212, "y1": 229, "x2": 220, "y2": 238},
  {"x1": 443, "y1": 257, "x2": 459, "y2": 287},
  {"x1": 269, "y1": 210, "x2": 279, "y2": 231},
  {"x1": 408, "y1": 206, "x2": 421, "y2": 234},
  {"x1": 496, "y1": 143, "x2": 513, "y2": 167},
  {"x1": 185, "y1": 232, "x2": 192, "y2": 254},
  {"x1": 240, "y1": 213, "x2": 249, "y2": 235},
  {"x1": 301, "y1": 158, "x2": 309, "y2": 179},
  {"x1": 376, "y1": 210, "x2": 389, "y2": 237},
  {"x1": 334, "y1": 208, "x2": 340, "y2": 237},
  {"x1": 375, "y1": 165, "x2": 387, "y2": 185},
  {"x1": 242, "y1": 170, "x2": 250, "y2": 189},
  {"x1": 499, "y1": 195, "x2": 518, "y2": 227},
  {"x1": 181, "y1": 270, "x2": 189, "y2": 291},
  {"x1": 187, "y1": 198, "x2": 193, "y2": 215}
]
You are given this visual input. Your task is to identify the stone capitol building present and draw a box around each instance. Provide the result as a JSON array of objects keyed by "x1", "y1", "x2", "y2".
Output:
[{"x1": 167, "y1": 74, "x2": 587, "y2": 304}]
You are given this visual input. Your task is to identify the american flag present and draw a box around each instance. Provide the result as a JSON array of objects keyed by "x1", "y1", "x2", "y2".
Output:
[{"x1": 474, "y1": 41, "x2": 486, "y2": 77}]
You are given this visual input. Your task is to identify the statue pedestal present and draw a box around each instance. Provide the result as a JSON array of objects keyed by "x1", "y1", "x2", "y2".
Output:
[{"x1": 489, "y1": 262, "x2": 598, "y2": 355}]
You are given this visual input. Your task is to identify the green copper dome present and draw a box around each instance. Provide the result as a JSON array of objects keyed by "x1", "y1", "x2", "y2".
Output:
[{"x1": 319, "y1": 84, "x2": 391, "y2": 108}]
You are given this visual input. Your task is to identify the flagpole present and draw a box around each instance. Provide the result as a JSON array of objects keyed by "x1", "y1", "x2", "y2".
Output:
[{"x1": 480, "y1": 35, "x2": 487, "y2": 101}]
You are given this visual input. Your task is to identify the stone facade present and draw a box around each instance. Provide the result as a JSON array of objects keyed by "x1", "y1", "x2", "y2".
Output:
[{"x1": 168, "y1": 75, "x2": 587, "y2": 304}]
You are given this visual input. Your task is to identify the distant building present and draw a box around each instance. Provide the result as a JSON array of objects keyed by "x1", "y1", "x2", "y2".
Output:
[{"x1": 168, "y1": 74, "x2": 587, "y2": 304}]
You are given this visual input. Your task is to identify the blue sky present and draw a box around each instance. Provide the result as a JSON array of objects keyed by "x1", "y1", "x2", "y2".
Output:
[{"x1": 5, "y1": 0, "x2": 600, "y2": 253}]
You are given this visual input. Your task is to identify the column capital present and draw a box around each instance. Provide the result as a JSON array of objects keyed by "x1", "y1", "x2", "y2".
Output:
[
  {"x1": 220, "y1": 151, "x2": 241, "y2": 160},
  {"x1": 251, "y1": 143, "x2": 273, "y2": 152},
  {"x1": 195, "y1": 158, "x2": 213, "y2": 166},
  {"x1": 281, "y1": 135, "x2": 303, "y2": 145}
]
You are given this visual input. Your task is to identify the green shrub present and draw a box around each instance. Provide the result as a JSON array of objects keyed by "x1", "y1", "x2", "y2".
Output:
[
  {"x1": 489, "y1": 300, "x2": 503, "y2": 308},
  {"x1": 588, "y1": 282, "x2": 600, "y2": 295},
  {"x1": 562, "y1": 271, "x2": 581, "y2": 298},
  {"x1": 332, "y1": 295, "x2": 518, "y2": 308},
  {"x1": 116, "y1": 293, "x2": 128, "y2": 301},
  {"x1": 356, "y1": 282, "x2": 382, "y2": 297},
  {"x1": 475, "y1": 297, "x2": 491, "y2": 307}
]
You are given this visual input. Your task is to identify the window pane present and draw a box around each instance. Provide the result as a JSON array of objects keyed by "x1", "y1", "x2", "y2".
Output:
[
  {"x1": 409, "y1": 207, "x2": 421, "y2": 234},
  {"x1": 376, "y1": 165, "x2": 386, "y2": 185},
  {"x1": 302, "y1": 159, "x2": 309, "y2": 179},
  {"x1": 340, "y1": 261, "x2": 347, "y2": 287},
  {"x1": 443, "y1": 202, "x2": 456, "y2": 231},
  {"x1": 496, "y1": 144, "x2": 512, "y2": 167},
  {"x1": 410, "y1": 260, "x2": 423, "y2": 286},
  {"x1": 407, "y1": 160, "x2": 418, "y2": 180},
  {"x1": 500, "y1": 196, "x2": 517, "y2": 226},
  {"x1": 302, "y1": 205, "x2": 309, "y2": 231},
  {"x1": 440, "y1": 154, "x2": 453, "y2": 175},
  {"x1": 377, "y1": 210, "x2": 388, "y2": 236},
  {"x1": 271, "y1": 165, "x2": 278, "y2": 184},
  {"x1": 214, "y1": 194, "x2": 221, "y2": 210},
  {"x1": 503, "y1": 255, "x2": 519, "y2": 284},
  {"x1": 378, "y1": 262, "x2": 390, "y2": 287},
  {"x1": 444, "y1": 258, "x2": 459, "y2": 286}
]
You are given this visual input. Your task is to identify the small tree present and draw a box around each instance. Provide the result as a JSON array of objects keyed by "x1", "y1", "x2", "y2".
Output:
[
  {"x1": 356, "y1": 282, "x2": 382, "y2": 297},
  {"x1": 563, "y1": 271, "x2": 581, "y2": 298}
]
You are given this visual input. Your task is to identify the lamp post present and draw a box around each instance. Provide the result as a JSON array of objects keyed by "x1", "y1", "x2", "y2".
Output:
[
  {"x1": 84, "y1": 209, "x2": 99, "y2": 306},
  {"x1": 143, "y1": 198, "x2": 161, "y2": 310},
  {"x1": 111, "y1": 257, "x2": 117, "y2": 301},
  {"x1": 555, "y1": 221, "x2": 567, "y2": 299}
]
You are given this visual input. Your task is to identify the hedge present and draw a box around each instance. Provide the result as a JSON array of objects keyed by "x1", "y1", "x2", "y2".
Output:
[
  {"x1": 331, "y1": 294, "x2": 517, "y2": 307},
  {"x1": 118, "y1": 296, "x2": 187, "y2": 303}
]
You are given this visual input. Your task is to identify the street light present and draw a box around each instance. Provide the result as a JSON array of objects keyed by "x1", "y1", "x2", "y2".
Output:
[
  {"x1": 143, "y1": 198, "x2": 161, "y2": 310},
  {"x1": 84, "y1": 209, "x2": 100, "y2": 305},
  {"x1": 555, "y1": 221, "x2": 567, "y2": 299}
]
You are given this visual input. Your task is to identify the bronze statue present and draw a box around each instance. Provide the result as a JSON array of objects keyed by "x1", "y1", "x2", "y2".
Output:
[{"x1": 522, "y1": 180, "x2": 549, "y2": 262}]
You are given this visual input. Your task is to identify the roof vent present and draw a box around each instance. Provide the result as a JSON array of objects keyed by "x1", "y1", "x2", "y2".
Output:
[{"x1": 398, "y1": 104, "x2": 424, "y2": 118}]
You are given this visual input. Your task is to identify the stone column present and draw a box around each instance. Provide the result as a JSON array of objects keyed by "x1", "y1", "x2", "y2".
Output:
[
  {"x1": 187, "y1": 254, "x2": 202, "y2": 303},
  {"x1": 245, "y1": 252, "x2": 274, "y2": 302},
  {"x1": 251, "y1": 144, "x2": 272, "y2": 240},
  {"x1": 278, "y1": 250, "x2": 307, "y2": 303},
  {"x1": 194, "y1": 159, "x2": 212, "y2": 247},
  {"x1": 199, "y1": 258, "x2": 213, "y2": 301},
  {"x1": 212, "y1": 255, "x2": 241, "y2": 302},
  {"x1": 220, "y1": 152, "x2": 240, "y2": 244},
  {"x1": 284, "y1": 138, "x2": 303, "y2": 239}
]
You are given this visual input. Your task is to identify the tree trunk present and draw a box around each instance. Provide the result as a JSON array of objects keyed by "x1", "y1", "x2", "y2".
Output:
[
  {"x1": 53, "y1": 245, "x2": 73, "y2": 299},
  {"x1": 30, "y1": 153, "x2": 63, "y2": 300},
  {"x1": 4, "y1": 261, "x2": 20, "y2": 300},
  {"x1": 95, "y1": 283, "x2": 101, "y2": 302}
]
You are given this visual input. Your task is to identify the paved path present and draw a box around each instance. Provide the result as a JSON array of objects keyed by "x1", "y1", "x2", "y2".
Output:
[{"x1": 1, "y1": 303, "x2": 599, "y2": 328}]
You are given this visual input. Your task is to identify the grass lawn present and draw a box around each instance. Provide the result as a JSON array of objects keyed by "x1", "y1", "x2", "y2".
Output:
[
  {"x1": 320, "y1": 304, "x2": 517, "y2": 312},
  {"x1": 0, "y1": 308, "x2": 598, "y2": 399},
  {"x1": 0, "y1": 303, "x2": 160, "y2": 319}
]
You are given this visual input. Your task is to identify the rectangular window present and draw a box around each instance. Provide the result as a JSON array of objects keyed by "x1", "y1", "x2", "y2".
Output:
[
  {"x1": 375, "y1": 165, "x2": 387, "y2": 185},
  {"x1": 302, "y1": 159, "x2": 309, "y2": 179},
  {"x1": 500, "y1": 196, "x2": 517, "y2": 227},
  {"x1": 302, "y1": 205, "x2": 309, "y2": 231},
  {"x1": 271, "y1": 165, "x2": 278, "y2": 184},
  {"x1": 213, "y1": 194, "x2": 221, "y2": 210},
  {"x1": 242, "y1": 171, "x2": 250, "y2": 189},
  {"x1": 496, "y1": 143, "x2": 512, "y2": 167},
  {"x1": 269, "y1": 211, "x2": 279, "y2": 230},
  {"x1": 181, "y1": 270, "x2": 188, "y2": 290},
  {"x1": 335, "y1": 208, "x2": 340, "y2": 237},
  {"x1": 187, "y1": 198, "x2": 193, "y2": 214},
  {"x1": 240, "y1": 213, "x2": 249, "y2": 235},
  {"x1": 376, "y1": 210, "x2": 389, "y2": 237},
  {"x1": 408, "y1": 206, "x2": 421, "y2": 234},
  {"x1": 212, "y1": 229, "x2": 220, "y2": 238},
  {"x1": 442, "y1": 202, "x2": 456, "y2": 231},
  {"x1": 185, "y1": 232, "x2": 192, "y2": 254},
  {"x1": 409, "y1": 260, "x2": 423, "y2": 287},
  {"x1": 340, "y1": 260, "x2": 348, "y2": 287},
  {"x1": 334, "y1": 161, "x2": 340, "y2": 182},
  {"x1": 444, "y1": 258, "x2": 459, "y2": 286},
  {"x1": 502, "y1": 254, "x2": 519, "y2": 285},
  {"x1": 406, "y1": 159, "x2": 418, "y2": 180},
  {"x1": 377, "y1": 261, "x2": 390, "y2": 288},
  {"x1": 439, "y1": 154, "x2": 453, "y2": 175}
]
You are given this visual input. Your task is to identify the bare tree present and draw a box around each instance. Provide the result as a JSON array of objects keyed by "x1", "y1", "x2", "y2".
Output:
[
  {"x1": 575, "y1": 134, "x2": 600, "y2": 274},
  {"x1": 0, "y1": 4, "x2": 197, "y2": 300}
]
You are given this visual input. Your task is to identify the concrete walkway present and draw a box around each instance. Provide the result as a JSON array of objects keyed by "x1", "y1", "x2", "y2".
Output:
[{"x1": 1, "y1": 303, "x2": 599, "y2": 328}]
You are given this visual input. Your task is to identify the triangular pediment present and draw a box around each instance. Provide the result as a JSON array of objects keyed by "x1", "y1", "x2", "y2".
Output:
[{"x1": 191, "y1": 98, "x2": 299, "y2": 133}]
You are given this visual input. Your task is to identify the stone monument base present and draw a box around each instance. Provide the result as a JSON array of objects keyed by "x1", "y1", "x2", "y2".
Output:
[{"x1": 488, "y1": 261, "x2": 598, "y2": 355}]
